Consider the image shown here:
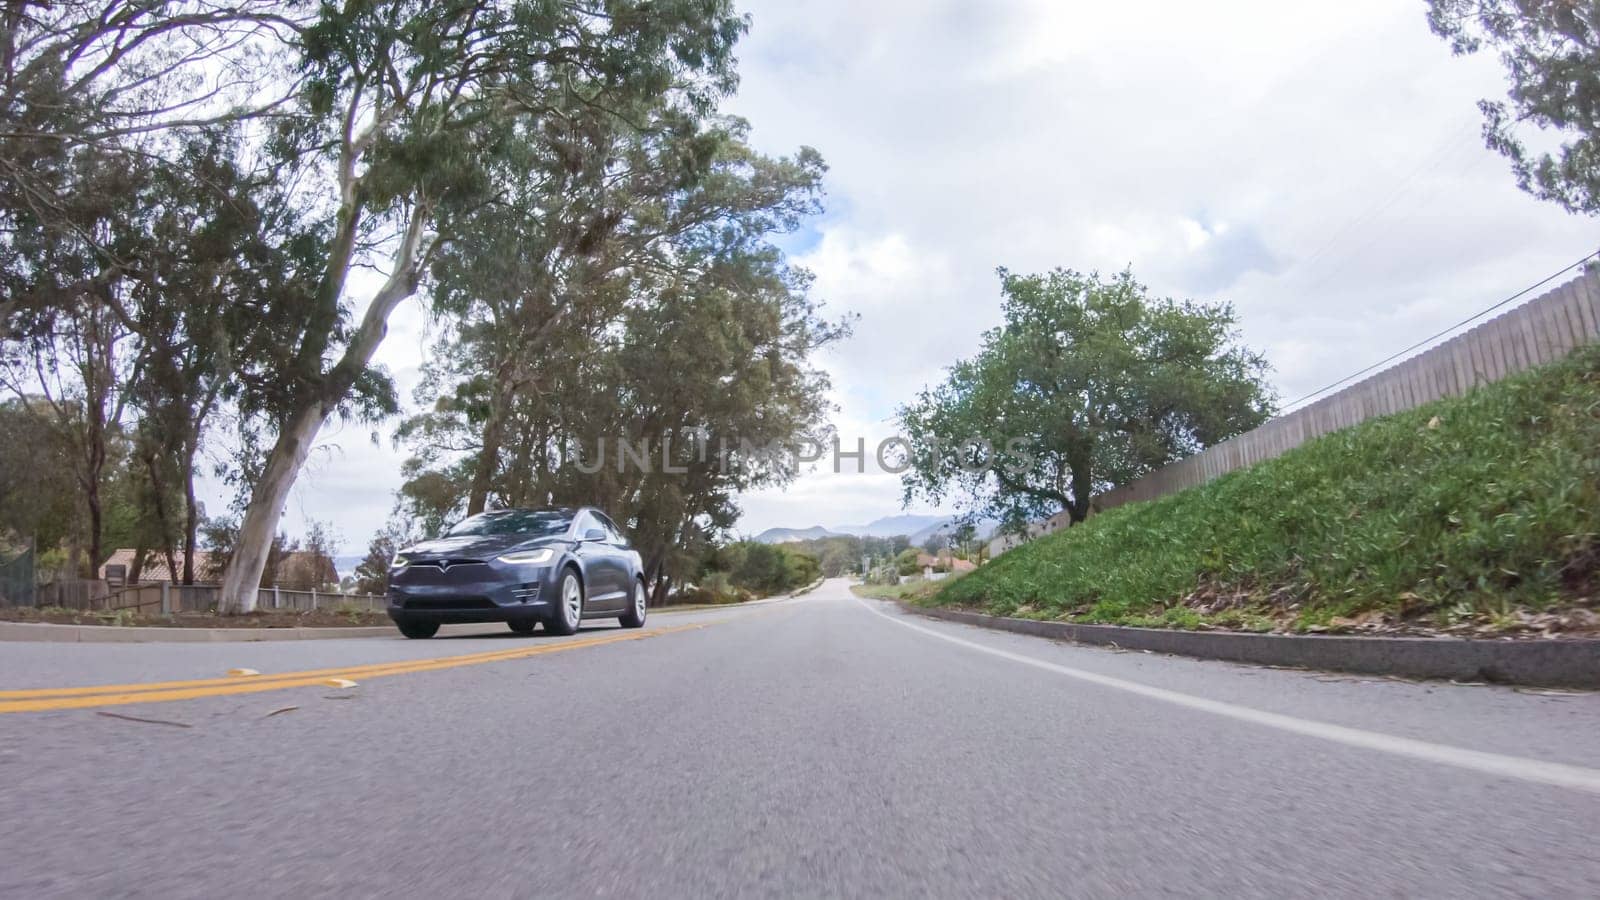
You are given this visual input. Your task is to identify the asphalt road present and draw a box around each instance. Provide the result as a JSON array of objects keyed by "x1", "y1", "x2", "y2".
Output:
[{"x1": 3, "y1": 578, "x2": 1599, "y2": 898}]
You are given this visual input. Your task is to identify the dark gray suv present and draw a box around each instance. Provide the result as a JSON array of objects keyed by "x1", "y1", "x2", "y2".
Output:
[{"x1": 385, "y1": 507, "x2": 647, "y2": 639}]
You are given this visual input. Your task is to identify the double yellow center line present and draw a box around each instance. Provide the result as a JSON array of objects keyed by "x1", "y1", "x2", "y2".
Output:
[{"x1": 0, "y1": 623, "x2": 706, "y2": 714}]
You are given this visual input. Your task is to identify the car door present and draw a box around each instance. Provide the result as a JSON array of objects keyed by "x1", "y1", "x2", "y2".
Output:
[
  {"x1": 596, "y1": 513, "x2": 636, "y2": 605},
  {"x1": 573, "y1": 511, "x2": 624, "y2": 609}
]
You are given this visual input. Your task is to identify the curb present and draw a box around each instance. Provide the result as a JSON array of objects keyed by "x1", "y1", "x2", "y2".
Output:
[
  {"x1": 788, "y1": 578, "x2": 826, "y2": 598},
  {"x1": 0, "y1": 620, "x2": 498, "y2": 644},
  {"x1": 895, "y1": 602, "x2": 1600, "y2": 688}
]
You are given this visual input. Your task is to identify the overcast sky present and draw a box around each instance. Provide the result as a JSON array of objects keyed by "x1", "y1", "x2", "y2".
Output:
[{"x1": 201, "y1": 0, "x2": 1599, "y2": 554}]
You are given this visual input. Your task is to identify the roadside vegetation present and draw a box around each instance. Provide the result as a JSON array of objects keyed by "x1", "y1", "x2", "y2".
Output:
[
  {"x1": 929, "y1": 347, "x2": 1600, "y2": 637},
  {"x1": 851, "y1": 579, "x2": 943, "y2": 605},
  {"x1": 678, "y1": 541, "x2": 821, "y2": 605}
]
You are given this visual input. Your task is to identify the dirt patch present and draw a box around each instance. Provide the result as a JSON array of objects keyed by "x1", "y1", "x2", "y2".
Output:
[{"x1": 0, "y1": 606, "x2": 391, "y2": 629}]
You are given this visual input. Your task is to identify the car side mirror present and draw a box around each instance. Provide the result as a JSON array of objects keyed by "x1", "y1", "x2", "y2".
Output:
[{"x1": 583, "y1": 528, "x2": 606, "y2": 542}]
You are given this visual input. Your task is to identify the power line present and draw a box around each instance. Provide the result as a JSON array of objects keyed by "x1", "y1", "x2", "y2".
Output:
[{"x1": 1278, "y1": 249, "x2": 1600, "y2": 413}]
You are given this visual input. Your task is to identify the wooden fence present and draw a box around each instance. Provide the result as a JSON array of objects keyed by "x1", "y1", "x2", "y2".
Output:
[
  {"x1": 991, "y1": 268, "x2": 1600, "y2": 556},
  {"x1": 37, "y1": 581, "x2": 387, "y2": 614}
]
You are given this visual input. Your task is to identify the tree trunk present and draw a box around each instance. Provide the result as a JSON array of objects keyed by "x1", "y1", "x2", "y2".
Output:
[
  {"x1": 182, "y1": 451, "x2": 199, "y2": 585},
  {"x1": 85, "y1": 479, "x2": 103, "y2": 580},
  {"x1": 217, "y1": 400, "x2": 330, "y2": 612},
  {"x1": 465, "y1": 389, "x2": 508, "y2": 516},
  {"x1": 216, "y1": 212, "x2": 431, "y2": 613},
  {"x1": 129, "y1": 543, "x2": 147, "y2": 585},
  {"x1": 1068, "y1": 463, "x2": 1093, "y2": 524}
]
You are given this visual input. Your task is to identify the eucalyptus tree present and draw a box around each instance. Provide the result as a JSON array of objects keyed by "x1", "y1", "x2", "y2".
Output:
[
  {"x1": 397, "y1": 126, "x2": 843, "y2": 600},
  {"x1": 1427, "y1": 1, "x2": 1600, "y2": 214},
  {"x1": 899, "y1": 268, "x2": 1274, "y2": 531},
  {"x1": 213, "y1": 0, "x2": 748, "y2": 612}
]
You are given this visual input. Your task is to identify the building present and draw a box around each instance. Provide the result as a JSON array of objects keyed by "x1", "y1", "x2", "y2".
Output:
[{"x1": 98, "y1": 550, "x2": 339, "y2": 590}]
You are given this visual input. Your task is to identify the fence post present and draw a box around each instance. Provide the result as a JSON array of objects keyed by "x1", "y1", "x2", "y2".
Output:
[
  {"x1": 160, "y1": 582, "x2": 171, "y2": 615},
  {"x1": 273, "y1": 586, "x2": 280, "y2": 609},
  {"x1": 311, "y1": 588, "x2": 318, "y2": 610}
]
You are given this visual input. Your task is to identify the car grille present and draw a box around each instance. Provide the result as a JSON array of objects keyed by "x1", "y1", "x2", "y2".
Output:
[
  {"x1": 396, "y1": 559, "x2": 488, "y2": 586},
  {"x1": 402, "y1": 597, "x2": 496, "y2": 611},
  {"x1": 408, "y1": 558, "x2": 485, "y2": 570}
]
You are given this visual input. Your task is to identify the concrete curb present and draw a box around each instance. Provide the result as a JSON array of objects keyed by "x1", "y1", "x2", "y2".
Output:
[
  {"x1": 895, "y1": 602, "x2": 1600, "y2": 688},
  {"x1": 788, "y1": 578, "x2": 826, "y2": 598},
  {"x1": 0, "y1": 620, "x2": 455, "y2": 643}
]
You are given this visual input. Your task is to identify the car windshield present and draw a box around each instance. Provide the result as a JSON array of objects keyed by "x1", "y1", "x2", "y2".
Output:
[{"x1": 445, "y1": 510, "x2": 571, "y2": 538}]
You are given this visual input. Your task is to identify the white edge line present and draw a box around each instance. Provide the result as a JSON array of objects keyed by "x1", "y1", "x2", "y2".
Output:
[{"x1": 856, "y1": 596, "x2": 1600, "y2": 795}]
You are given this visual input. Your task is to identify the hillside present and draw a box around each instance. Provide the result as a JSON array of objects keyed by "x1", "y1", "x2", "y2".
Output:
[{"x1": 932, "y1": 346, "x2": 1600, "y2": 637}]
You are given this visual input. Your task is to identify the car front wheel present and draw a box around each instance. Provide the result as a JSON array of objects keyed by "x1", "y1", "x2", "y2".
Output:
[
  {"x1": 619, "y1": 580, "x2": 647, "y2": 629},
  {"x1": 397, "y1": 620, "x2": 439, "y2": 639},
  {"x1": 546, "y1": 569, "x2": 583, "y2": 635}
]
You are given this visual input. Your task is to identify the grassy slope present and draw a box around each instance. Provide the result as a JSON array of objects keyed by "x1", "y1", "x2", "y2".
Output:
[{"x1": 933, "y1": 346, "x2": 1600, "y2": 633}]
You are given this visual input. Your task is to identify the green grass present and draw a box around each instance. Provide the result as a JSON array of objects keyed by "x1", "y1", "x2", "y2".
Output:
[{"x1": 933, "y1": 346, "x2": 1600, "y2": 633}]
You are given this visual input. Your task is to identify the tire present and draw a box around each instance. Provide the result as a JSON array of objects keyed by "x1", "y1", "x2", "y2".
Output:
[
  {"x1": 545, "y1": 569, "x2": 584, "y2": 635},
  {"x1": 619, "y1": 579, "x2": 647, "y2": 629},
  {"x1": 397, "y1": 619, "x2": 439, "y2": 639},
  {"x1": 507, "y1": 619, "x2": 537, "y2": 635}
]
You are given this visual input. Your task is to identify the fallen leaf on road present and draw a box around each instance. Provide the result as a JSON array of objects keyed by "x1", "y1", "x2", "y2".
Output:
[
  {"x1": 95, "y1": 711, "x2": 191, "y2": 728},
  {"x1": 227, "y1": 668, "x2": 260, "y2": 677},
  {"x1": 322, "y1": 678, "x2": 358, "y2": 688},
  {"x1": 1513, "y1": 687, "x2": 1590, "y2": 697},
  {"x1": 262, "y1": 706, "x2": 299, "y2": 718}
]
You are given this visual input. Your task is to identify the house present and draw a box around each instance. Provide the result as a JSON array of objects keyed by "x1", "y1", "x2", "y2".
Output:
[
  {"x1": 99, "y1": 550, "x2": 340, "y2": 590},
  {"x1": 914, "y1": 551, "x2": 977, "y2": 574},
  {"x1": 98, "y1": 549, "x2": 226, "y2": 585}
]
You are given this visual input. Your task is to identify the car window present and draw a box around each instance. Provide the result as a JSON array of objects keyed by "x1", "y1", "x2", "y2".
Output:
[
  {"x1": 574, "y1": 510, "x2": 600, "y2": 537},
  {"x1": 446, "y1": 509, "x2": 572, "y2": 538},
  {"x1": 596, "y1": 513, "x2": 626, "y2": 545}
]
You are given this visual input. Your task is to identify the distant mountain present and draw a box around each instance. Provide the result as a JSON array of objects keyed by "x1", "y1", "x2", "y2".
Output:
[
  {"x1": 829, "y1": 514, "x2": 948, "y2": 538},
  {"x1": 751, "y1": 525, "x2": 843, "y2": 544},
  {"x1": 751, "y1": 514, "x2": 999, "y2": 546},
  {"x1": 906, "y1": 517, "x2": 999, "y2": 546}
]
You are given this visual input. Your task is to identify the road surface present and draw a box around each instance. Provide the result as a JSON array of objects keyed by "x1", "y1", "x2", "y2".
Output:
[{"x1": 2, "y1": 578, "x2": 1598, "y2": 897}]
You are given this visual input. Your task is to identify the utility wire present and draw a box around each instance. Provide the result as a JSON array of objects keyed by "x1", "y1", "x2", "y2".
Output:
[{"x1": 1278, "y1": 249, "x2": 1600, "y2": 413}]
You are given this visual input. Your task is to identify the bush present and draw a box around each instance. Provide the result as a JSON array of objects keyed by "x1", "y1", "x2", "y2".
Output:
[{"x1": 699, "y1": 541, "x2": 821, "y2": 598}]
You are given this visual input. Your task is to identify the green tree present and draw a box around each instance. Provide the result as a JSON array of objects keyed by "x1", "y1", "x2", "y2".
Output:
[
  {"x1": 397, "y1": 127, "x2": 842, "y2": 602},
  {"x1": 1427, "y1": 1, "x2": 1600, "y2": 213},
  {"x1": 899, "y1": 268, "x2": 1273, "y2": 530}
]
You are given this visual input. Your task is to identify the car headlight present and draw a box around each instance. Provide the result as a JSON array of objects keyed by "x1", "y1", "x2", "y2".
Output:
[
  {"x1": 390, "y1": 552, "x2": 411, "y2": 569},
  {"x1": 497, "y1": 548, "x2": 556, "y2": 565}
]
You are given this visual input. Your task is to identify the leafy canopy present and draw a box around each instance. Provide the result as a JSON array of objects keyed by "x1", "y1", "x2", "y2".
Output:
[
  {"x1": 1428, "y1": 0, "x2": 1600, "y2": 214},
  {"x1": 899, "y1": 267, "x2": 1273, "y2": 530}
]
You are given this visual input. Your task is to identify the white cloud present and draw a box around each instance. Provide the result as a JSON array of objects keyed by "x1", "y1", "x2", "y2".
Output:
[{"x1": 212, "y1": 1, "x2": 1600, "y2": 544}]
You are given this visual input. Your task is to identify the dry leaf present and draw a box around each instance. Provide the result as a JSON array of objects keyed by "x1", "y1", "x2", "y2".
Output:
[{"x1": 96, "y1": 711, "x2": 191, "y2": 728}]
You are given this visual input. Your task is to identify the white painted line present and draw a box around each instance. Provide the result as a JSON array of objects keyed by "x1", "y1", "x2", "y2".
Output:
[{"x1": 858, "y1": 597, "x2": 1600, "y2": 795}]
